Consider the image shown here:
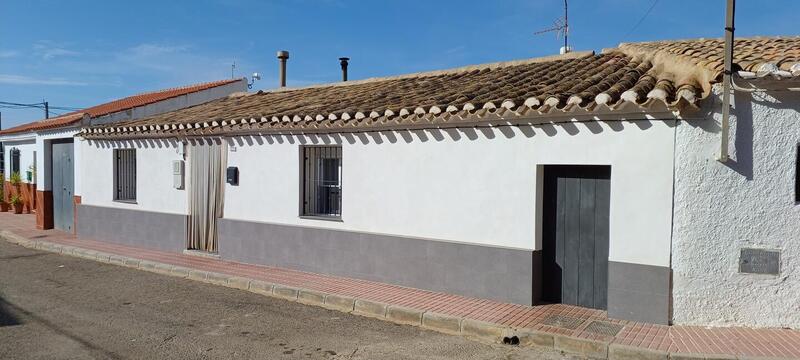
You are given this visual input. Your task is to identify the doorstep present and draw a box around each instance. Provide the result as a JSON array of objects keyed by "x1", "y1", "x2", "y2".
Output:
[{"x1": 0, "y1": 213, "x2": 798, "y2": 360}]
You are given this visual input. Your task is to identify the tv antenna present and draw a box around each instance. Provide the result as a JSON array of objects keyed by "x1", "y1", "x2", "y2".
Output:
[
  {"x1": 534, "y1": 0, "x2": 570, "y2": 53},
  {"x1": 231, "y1": 60, "x2": 236, "y2": 79}
]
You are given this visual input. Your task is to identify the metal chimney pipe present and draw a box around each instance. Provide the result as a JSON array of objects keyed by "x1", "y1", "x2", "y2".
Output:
[
  {"x1": 339, "y1": 57, "x2": 350, "y2": 82},
  {"x1": 277, "y1": 50, "x2": 289, "y2": 87}
]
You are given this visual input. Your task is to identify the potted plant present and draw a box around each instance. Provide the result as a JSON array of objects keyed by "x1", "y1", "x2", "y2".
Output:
[
  {"x1": 9, "y1": 194, "x2": 22, "y2": 214},
  {"x1": 9, "y1": 172, "x2": 22, "y2": 214},
  {"x1": 0, "y1": 183, "x2": 7, "y2": 212}
]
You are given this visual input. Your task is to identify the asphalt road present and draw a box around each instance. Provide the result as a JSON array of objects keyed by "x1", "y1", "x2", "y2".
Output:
[{"x1": 0, "y1": 240, "x2": 575, "y2": 360}]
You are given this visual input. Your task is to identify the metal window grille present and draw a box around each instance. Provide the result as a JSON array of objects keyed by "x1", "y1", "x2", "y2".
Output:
[
  {"x1": 10, "y1": 148, "x2": 20, "y2": 174},
  {"x1": 302, "y1": 146, "x2": 342, "y2": 217},
  {"x1": 114, "y1": 149, "x2": 137, "y2": 201}
]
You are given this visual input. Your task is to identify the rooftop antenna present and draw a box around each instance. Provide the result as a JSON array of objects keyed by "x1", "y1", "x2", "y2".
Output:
[
  {"x1": 231, "y1": 60, "x2": 236, "y2": 79},
  {"x1": 534, "y1": 0, "x2": 570, "y2": 54}
]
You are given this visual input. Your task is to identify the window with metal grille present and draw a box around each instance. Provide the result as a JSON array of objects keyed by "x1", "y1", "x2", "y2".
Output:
[
  {"x1": 10, "y1": 148, "x2": 20, "y2": 174},
  {"x1": 301, "y1": 146, "x2": 342, "y2": 217},
  {"x1": 113, "y1": 149, "x2": 137, "y2": 202}
]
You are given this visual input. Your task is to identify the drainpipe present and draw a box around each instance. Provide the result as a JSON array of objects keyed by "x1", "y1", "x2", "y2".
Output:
[
  {"x1": 339, "y1": 57, "x2": 350, "y2": 82},
  {"x1": 719, "y1": 0, "x2": 735, "y2": 162},
  {"x1": 277, "y1": 50, "x2": 289, "y2": 88}
]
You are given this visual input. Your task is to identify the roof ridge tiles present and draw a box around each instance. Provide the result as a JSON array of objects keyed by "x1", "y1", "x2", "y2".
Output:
[{"x1": 254, "y1": 51, "x2": 595, "y2": 95}]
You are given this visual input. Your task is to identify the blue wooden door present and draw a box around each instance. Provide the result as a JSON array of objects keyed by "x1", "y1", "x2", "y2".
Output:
[
  {"x1": 542, "y1": 165, "x2": 610, "y2": 310},
  {"x1": 52, "y1": 141, "x2": 75, "y2": 232}
]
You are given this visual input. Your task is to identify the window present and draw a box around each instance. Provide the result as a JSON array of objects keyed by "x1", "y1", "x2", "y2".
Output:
[
  {"x1": 114, "y1": 149, "x2": 137, "y2": 202},
  {"x1": 10, "y1": 148, "x2": 20, "y2": 174},
  {"x1": 302, "y1": 146, "x2": 342, "y2": 218}
]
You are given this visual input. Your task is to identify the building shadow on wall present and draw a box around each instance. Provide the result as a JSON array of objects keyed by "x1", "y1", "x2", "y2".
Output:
[{"x1": 725, "y1": 92, "x2": 755, "y2": 180}]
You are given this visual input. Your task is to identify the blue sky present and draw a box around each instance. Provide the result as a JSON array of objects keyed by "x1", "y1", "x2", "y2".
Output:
[{"x1": 1, "y1": 0, "x2": 797, "y2": 127}]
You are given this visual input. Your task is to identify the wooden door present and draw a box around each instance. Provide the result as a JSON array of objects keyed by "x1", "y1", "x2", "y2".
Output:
[{"x1": 542, "y1": 165, "x2": 610, "y2": 310}]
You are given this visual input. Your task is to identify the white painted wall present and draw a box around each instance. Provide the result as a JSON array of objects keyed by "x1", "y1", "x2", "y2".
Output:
[
  {"x1": 79, "y1": 139, "x2": 188, "y2": 215},
  {"x1": 224, "y1": 120, "x2": 676, "y2": 267},
  {"x1": 672, "y1": 87, "x2": 800, "y2": 328},
  {"x1": 2, "y1": 138, "x2": 36, "y2": 183},
  {"x1": 35, "y1": 127, "x2": 80, "y2": 193}
]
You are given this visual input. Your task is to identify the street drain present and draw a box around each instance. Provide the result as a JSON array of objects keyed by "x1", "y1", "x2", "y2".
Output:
[
  {"x1": 542, "y1": 314, "x2": 585, "y2": 330},
  {"x1": 583, "y1": 321, "x2": 624, "y2": 337}
]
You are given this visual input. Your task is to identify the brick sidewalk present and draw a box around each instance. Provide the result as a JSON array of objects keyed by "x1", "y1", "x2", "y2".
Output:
[{"x1": 1, "y1": 212, "x2": 798, "y2": 359}]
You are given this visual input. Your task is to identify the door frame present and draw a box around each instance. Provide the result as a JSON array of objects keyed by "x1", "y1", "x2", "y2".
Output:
[
  {"x1": 536, "y1": 164, "x2": 611, "y2": 309},
  {"x1": 50, "y1": 138, "x2": 75, "y2": 233}
]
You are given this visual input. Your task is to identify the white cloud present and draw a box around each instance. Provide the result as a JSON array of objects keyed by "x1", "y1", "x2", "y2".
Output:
[
  {"x1": 0, "y1": 74, "x2": 87, "y2": 86},
  {"x1": 33, "y1": 41, "x2": 81, "y2": 60},
  {"x1": 0, "y1": 50, "x2": 19, "y2": 58}
]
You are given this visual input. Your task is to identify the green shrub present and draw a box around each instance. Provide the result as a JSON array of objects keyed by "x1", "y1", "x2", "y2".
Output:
[{"x1": 9, "y1": 171, "x2": 22, "y2": 186}]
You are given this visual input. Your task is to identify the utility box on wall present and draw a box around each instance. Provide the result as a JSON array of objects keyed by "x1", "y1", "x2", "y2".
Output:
[
  {"x1": 226, "y1": 166, "x2": 238, "y2": 186},
  {"x1": 172, "y1": 160, "x2": 184, "y2": 189}
]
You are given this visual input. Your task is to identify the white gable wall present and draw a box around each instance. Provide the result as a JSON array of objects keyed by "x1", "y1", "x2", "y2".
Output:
[
  {"x1": 224, "y1": 119, "x2": 677, "y2": 266},
  {"x1": 672, "y1": 87, "x2": 800, "y2": 328}
]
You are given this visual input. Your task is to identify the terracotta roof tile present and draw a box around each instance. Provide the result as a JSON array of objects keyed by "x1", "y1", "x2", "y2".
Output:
[
  {"x1": 0, "y1": 112, "x2": 85, "y2": 136},
  {"x1": 0, "y1": 79, "x2": 242, "y2": 136},
  {"x1": 82, "y1": 36, "x2": 800, "y2": 140}
]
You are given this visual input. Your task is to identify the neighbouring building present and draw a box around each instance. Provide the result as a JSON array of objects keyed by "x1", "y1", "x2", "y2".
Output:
[
  {"x1": 77, "y1": 37, "x2": 799, "y2": 327},
  {"x1": 0, "y1": 78, "x2": 247, "y2": 232}
]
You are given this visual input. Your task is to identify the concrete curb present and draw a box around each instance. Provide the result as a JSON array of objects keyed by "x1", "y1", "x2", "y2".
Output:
[{"x1": 2, "y1": 233, "x2": 794, "y2": 360}]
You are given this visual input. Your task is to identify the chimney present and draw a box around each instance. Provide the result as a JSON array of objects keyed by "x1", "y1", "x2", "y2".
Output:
[
  {"x1": 339, "y1": 57, "x2": 350, "y2": 82},
  {"x1": 277, "y1": 50, "x2": 289, "y2": 87}
]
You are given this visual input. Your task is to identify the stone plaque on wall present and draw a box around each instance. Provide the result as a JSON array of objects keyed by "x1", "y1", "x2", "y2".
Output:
[{"x1": 739, "y1": 248, "x2": 780, "y2": 275}]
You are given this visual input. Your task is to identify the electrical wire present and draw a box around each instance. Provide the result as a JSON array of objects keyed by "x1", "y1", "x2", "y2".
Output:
[{"x1": 623, "y1": 0, "x2": 660, "y2": 39}]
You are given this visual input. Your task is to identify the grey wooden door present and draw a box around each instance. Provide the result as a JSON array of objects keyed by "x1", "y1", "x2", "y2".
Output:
[
  {"x1": 542, "y1": 165, "x2": 610, "y2": 310},
  {"x1": 52, "y1": 141, "x2": 75, "y2": 232}
]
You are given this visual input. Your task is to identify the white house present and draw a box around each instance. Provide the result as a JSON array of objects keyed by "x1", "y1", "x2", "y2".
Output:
[
  {"x1": 77, "y1": 37, "x2": 800, "y2": 327},
  {"x1": 0, "y1": 78, "x2": 247, "y2": 232}
]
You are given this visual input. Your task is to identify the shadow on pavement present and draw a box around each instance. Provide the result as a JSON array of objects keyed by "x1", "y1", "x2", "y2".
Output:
[
  {"x1": 0, "y1": 296, "x2": 122, "y2": 359},
  {"x1": 0, "y1": 296, "x2": 22, "y2": 327}
]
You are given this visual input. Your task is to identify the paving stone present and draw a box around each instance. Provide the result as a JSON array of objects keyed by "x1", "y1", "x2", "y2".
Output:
[
  {"x1": 297, "y1": 289, "x2": 326, "y2": 306},
  {"x1": 422, "y1": 312, "x2": 462, "y2": 334},
  {"x1": 59, "y1": 246, "x2": 77, "y2": 255},
  {"x1": 324, "y1": 294, "x2": 355, "y2": 312},
  {"x1": 138, "y1": 260, "x2": 157, "y2": 271},
  {"x1": 554, "y1": 334, "x2": 609, "y2": 359},
  {"x1": 123, "y1": 258, "x2": 141, "y2": 268},
  {"x1": 188, "y1": 270, "x2": 209, "y2": 281},
  {"x1": 516, "y1": 329, "x2": 555, "y2": 348},
  {"x1": 386, "y1": 305, "x2": 423, "y2": 326},
  {"x1": 95, "y1": 252, "x2": 112, "y2": 263},
  {"x1": 227, "y1": 276, "x2": 251, "y2": 291},
  {"x1": 170, "y1": 266, "x2": 191, "y2": 277},
  {"x1": 668, "y1": 354, "x2": 706, "y2": 360},
  {"x1": 609, "y1": 343, "x2": 668, "y2": 360},
  {"x1": 703, "y1": 355, "x2": 737, "y2": 360},
  {"x1": 206, "y1": 272, "x2": 230, "y2": 286},
  {"x1": 108, "y1": 255, "x2": 126, "y2": 266},
  {"x1": 149, "y1": 263, "x2": 172, "y2": 275},
  {"x1": 353, "y1": 299, "x2": 388, "y2": 318},
  {"x1": 273, "y1": 286, "x2": 299, "y2": 300},
  {"x1": 461, "y1": 319, "x2": 506, "y2": 343},
  {"x1": 249, "y1": 280, "x2": 275, "y2": 296}
]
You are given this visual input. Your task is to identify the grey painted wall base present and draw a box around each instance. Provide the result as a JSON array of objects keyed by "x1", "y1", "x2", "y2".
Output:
[
  {"x1": 218, "y1": 218, "x2": 536, "y2": 305},
  {"x1": 77, "y1": 204, "x2": 187, "y2": 253},
  {"x1": 607, "y1": 261, "x2": 671, "y2": 324}
]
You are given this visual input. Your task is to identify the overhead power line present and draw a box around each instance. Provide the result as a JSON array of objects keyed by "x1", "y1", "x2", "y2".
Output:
[
  {"x1": 0, "y1": 100, "x2": 84, "y2": 119},
  {"x1": 624, "y1": 0, "x2": 660, "y2": 39}
]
